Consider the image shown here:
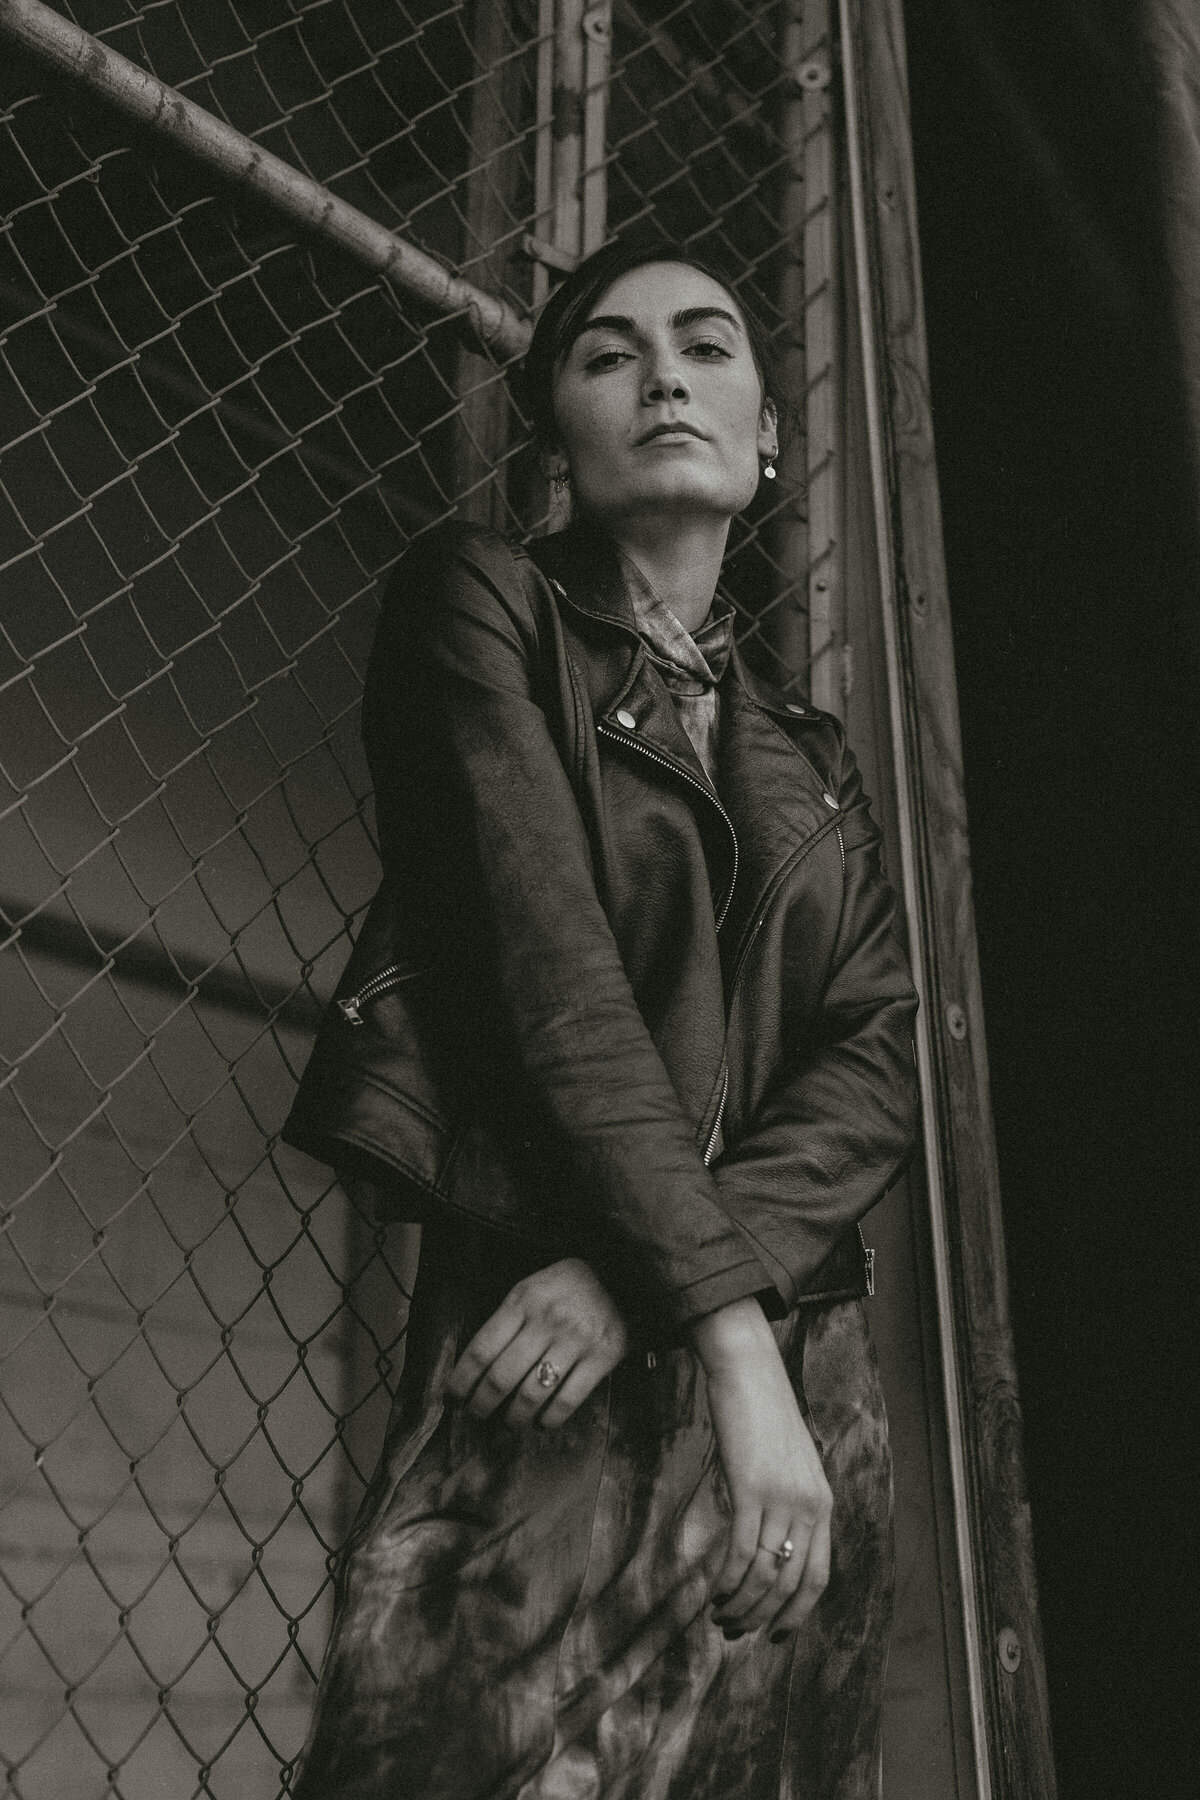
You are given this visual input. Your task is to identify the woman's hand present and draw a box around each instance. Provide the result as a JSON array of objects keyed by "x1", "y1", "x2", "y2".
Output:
[
  {"x1": 447, "y1": 1258, "x2": 629, "y2": 1429},
  {"x1": 691, "y1": 1299, "x2": 832, "y2": 1640}
]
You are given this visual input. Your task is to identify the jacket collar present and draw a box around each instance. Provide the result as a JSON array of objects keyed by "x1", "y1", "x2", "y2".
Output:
[
  {"x1": 528, "y1": 527, "x2": 842, "y2": 959},
  {"x1": 529, "y1": 522, "x2": 715, "y2": 786},
  {"x1": 530, "y1": 522, "x2": 827, "y2": 748},
  {"x1": 528, "y1": 519, "x2": 639, "y2": 636},
  {"x1": 530, "y1": 524, "x2": 822, "y2": 728}
]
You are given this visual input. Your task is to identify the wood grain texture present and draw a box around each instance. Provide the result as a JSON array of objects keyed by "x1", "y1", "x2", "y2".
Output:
[
  {"x1": 452, "y1": 0, "x2": 526, "y2": 531},
  {"x1": 851, "y1": 4, "x2": 1059, "y2": 1794}
]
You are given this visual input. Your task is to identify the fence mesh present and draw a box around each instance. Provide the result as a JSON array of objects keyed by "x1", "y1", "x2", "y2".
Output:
[{"x1": 0, "y1": 3, "x2": 824, "y2": 1793}]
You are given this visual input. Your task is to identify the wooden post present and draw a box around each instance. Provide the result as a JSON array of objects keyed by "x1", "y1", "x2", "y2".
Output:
[
  {"x1": 773, "y1": 2, "x2": 812, "y2": 688},
  {"x1": 581, "y1": 1, "x2": 612, "y2": 254},
  {"x1": 526, "y1": 0, "x2": 612, "y2": 530},
  {"x1": 553, "y1": 0, "x2": 587, "y2": 261},
  {"x1": 532, "y1": 0, "x2": 558, "y2": 311},
  {"x1": 454, "y1": 0, "x2": 528, "y2": 529},
  {"x1": 778, "y1": 0, "x2": 844, "y2": 712},
  {"x1": 842, "y1": 2, "x2": 1058, "y2": 1793},
  {"x1": 528, "y1": 0, "x2": 611, "y2": 292}
]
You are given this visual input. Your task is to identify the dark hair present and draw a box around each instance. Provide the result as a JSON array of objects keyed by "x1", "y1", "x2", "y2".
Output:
[{"x1": 518, "y1": 234, "x2": 792, "y2": 451}]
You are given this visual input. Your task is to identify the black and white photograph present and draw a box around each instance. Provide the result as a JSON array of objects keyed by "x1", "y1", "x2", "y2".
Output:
[{"x1": 0, "y1": 3, "x2": 1194, "y2": 1797}]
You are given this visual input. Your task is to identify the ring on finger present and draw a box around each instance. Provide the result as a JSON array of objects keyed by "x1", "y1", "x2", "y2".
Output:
[
  {"x1": 535, "y1": 1358, "x2": 561, "y2": 1389},
  {"x1": 757, "y1": 1536, "x2": 794, "y2": 1568}
]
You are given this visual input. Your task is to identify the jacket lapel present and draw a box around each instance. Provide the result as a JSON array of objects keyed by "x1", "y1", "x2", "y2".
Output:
[
  {"x1": 715, "y1": 651, "x2": 843, "y2": 967},
  {"x1": 528, "y1": 526, "x2": 739, "y2": 915},
  {"x1": 529, "y1": 524, "x2": 719, "y2": 788},
  {"x1": 527, "y1": 519, "x2": 634, "y2": 635},
  {"x1": 528, "y1": 530, "x2": 838, "y2": 951}
]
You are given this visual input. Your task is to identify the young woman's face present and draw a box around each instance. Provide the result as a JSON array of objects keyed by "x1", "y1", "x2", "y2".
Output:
[{"x1": 547, "y1": 262, "x2": 778, "y2": 530}]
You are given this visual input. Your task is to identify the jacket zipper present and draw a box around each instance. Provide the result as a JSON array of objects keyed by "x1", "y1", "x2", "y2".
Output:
[
  {"x1": 596, "y1": 707, "x2": 841, "y2": 1167},
  {"x1": 698, "y1": 808, "x2": 847, "y2": 1196},
  {"x1": 725, "y1": 812, "x2": 843, "y2": 999},
  {"x1": 703, "y1": 1067, "x2": 729, "y2": 1166},
  {"x1": 596, "y1": 720, "x2": 739, "y2": 929},
  {"x1": 697, "y1": 809, "x2": 841, "y2": 1170},
  {"x1": 336, "y1": 961, "x2": 426, "y2": 1026},
  {"x1": 858, "y1": 1226, "x2": 875, "y2": 1296}
]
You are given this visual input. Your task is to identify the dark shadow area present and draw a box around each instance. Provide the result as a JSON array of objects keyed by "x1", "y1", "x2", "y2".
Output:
[{"x1": 904, "y1": 5, "x2": 1200, "y2": 1797}]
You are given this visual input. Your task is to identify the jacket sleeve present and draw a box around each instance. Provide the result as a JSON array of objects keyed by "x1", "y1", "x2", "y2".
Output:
[
  {"x1": 711, "y1": 729, "x2": 920, "y2": 1311},
  {"x1": 365, "y1": 526, "x2": 774, "y2": 1327}
]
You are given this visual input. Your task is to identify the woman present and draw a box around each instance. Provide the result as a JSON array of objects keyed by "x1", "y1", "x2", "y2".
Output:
[{"x1": 283, "y1": 237, "x2": 918, "y2": 1799}]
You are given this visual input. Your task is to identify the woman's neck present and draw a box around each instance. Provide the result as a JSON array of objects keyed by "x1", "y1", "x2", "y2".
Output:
[{"x1": 606, "y1": 515, "x2": 731, "y2": 635}]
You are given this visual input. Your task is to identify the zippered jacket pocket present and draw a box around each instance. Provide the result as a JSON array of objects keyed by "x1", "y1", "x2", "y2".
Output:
[{"x1": 336, "y1": 960, "x2": 431, "y2": 1026}]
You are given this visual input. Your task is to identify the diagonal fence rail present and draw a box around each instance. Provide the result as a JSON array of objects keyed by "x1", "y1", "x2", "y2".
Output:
[{"x1": 0, "y1": 0, "x2": 533, "y2": 361}]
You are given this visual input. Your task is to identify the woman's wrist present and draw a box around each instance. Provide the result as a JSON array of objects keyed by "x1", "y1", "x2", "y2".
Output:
[{"x1": 687, "y1": 1295, "x2": 776, "y2": 1374}]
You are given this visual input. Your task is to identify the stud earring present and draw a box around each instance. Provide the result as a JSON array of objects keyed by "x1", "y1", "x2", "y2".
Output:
[{"x1": 552, "y1": 468, "x2": 570, "y2": 493}]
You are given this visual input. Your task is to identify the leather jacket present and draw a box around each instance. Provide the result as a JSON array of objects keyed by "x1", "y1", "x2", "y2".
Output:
[{"x1": 282, "y1": 520, "x2": 919, "y2": 1329}]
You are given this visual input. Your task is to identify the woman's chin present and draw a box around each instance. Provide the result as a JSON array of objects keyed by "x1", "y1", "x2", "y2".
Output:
[{"x1": 590, "y1": 475, "x2": 756, "y2": 527}]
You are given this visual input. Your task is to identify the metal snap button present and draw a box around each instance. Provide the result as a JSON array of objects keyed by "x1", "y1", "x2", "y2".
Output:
[
  {"x1": 822, "y1": 792, "x2": 838, "y2": 809},
  {"x1": 615, "y1": 708, "x2": 637, "y2": 729},
  {"x1": 786, "y1": 702, "x2": 807, "y2": 715}
]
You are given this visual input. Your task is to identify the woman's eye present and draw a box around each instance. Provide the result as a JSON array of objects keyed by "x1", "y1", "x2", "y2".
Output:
[
  {"x1": 685, "y1": 340, "x2": 733, "y2": 360},
  {"x1": 586, "y1": 349, "x2": 631, "y2": 371}
]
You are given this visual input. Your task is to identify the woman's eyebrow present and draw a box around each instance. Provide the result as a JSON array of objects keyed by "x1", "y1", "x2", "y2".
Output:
[
  {"x1": 577, "y1": 306, "x2": 743, "y2": 338},
  {"x1": 670, "y1": 306, "x2": 742, "y2": 333},
  {"x1": 577, "y1": 313, "x2": 637, "y2": 336}
]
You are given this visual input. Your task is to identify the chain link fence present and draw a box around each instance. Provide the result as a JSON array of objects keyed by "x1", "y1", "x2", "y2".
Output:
[{"x1": 0, "y1": 3, "x2": 832, "y2": 1792}]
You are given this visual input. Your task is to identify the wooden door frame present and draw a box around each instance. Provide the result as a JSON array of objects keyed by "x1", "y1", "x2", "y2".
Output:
[{"x1": 839, "y1": 4, "x2": 1057, "y2": 1794}]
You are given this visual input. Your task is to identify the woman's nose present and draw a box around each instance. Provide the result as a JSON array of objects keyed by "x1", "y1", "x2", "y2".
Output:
[{"x1": 642, "y1": 355, "x2": 690, "y2": 404}]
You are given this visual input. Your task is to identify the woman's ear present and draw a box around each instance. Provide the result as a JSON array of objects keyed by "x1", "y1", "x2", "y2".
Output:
[
  {"x1": 539, "y1": 440, "x2": 569, "y2": 485},
  {"x1": 757, "y1": 398, "x2": 779, "y2": 463}
]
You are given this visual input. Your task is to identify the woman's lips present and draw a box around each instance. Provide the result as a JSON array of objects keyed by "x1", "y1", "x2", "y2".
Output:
[{"x1": 636, "y1": 422, "x2": 708, "y2": 445}]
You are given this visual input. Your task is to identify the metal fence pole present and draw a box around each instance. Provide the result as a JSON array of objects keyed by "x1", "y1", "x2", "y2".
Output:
[{"x1": 0, "y1": 0, "x2": 533, "y2": 361}]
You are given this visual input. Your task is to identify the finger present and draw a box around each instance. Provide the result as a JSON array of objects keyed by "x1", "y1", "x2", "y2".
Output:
[
  {"x1": 534, "y1": 1352, "x2": 612, "y2": 1429},
  {"x1": 736, "y1": 1523, "x2": 808, "y2": 1632},
  {"x1": 710, "y1": 1504, "x2": 765, "y2": 1619},
  {"x1": 463, "y1": 1326, "x2": 551, "y2": 1419},
  {"x1": 535, "y1": 1326, "x2": 627, "y2": 1430},
  {"x1": 446, "y1": 1302, "x2": 527, "y2": 1401},
  {"x1": 713, "y1": 1544, "x2": 786, "y2": 1625},
  {"x1": 503, "y1": 1344, "x2": 583, "y2": 1426},
  {"x1": 769, "y1": 1508, "x2": 832, "y2": 1638},
  {"x1": 714, "y1": 1508, "x2": 794, "y2": 1625}
]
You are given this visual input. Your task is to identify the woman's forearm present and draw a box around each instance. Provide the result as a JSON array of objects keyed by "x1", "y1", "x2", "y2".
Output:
[{"x1": 688, "y1": 1294, "x2": 777, "y2": 1374}]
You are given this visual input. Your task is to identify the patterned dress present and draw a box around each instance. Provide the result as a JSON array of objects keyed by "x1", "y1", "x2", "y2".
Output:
[{"x1": 292, "y1": 1221, "x2": 892, "y2": 1800}]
